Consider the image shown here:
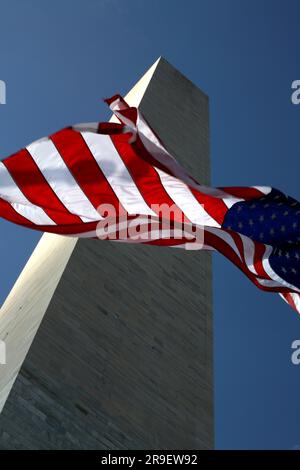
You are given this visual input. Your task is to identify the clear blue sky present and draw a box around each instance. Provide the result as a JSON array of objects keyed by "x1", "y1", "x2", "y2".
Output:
[{"x1": 0, "y1": 0, "x2": 299, "y2": 449}]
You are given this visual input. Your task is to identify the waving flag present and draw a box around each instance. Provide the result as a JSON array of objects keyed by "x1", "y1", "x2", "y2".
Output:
[{"x1": 0, "y1": 95, "x2": 299, "y2": 314}]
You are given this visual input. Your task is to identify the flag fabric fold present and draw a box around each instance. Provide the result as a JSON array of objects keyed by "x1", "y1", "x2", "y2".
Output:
[{"x1": 0, "y1": 94, "x2": 299, "y2": 314}]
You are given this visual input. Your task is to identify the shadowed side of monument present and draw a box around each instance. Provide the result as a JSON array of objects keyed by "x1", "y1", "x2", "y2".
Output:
[{"x1": 0, "y1": 58, "x2": 213, "y2": 449}]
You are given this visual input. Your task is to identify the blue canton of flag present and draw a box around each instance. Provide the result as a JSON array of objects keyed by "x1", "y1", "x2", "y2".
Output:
[{"x1": 223, "y1": 189, "x2": 300, "y2": 290}]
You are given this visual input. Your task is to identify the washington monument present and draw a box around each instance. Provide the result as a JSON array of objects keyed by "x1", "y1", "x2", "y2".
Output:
[{"x1": 0, "y1": 58, "x2": 213, "y2": 449}]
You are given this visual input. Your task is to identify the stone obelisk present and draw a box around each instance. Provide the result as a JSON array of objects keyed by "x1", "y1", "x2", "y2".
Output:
[{"x1": 0, "y1": 58, "x2": 213, "y2": 449}]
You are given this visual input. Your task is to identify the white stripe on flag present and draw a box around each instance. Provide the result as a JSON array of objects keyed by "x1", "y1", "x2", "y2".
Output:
[
  {"x1": 0, "y1": 162, "x2": 55, "y2": 225},
  {"x1": 156, "y1": 168, "x2": 220, "y2": 227},
  {"x1": 291, "y1": 293, "x2": 300, "y2": 311},
  {"x1": 81, "y1": 132, "x2": 156, "y2": 216},
  {"x1": 240, "y1": 234, "x2": 260, "y2": 275},
  {"x1": 221, "y1": 196, "x2": 244, "y2": 209},
  {"x1": 262, "y1": 247, "x2": 300, "y2": 293},
  {"x1": 251, "y1": 186, "x2": 272, "y2": 195},
  {"x1": 205, "y1": 226, "x2": 243, "y2": 261},
  {"x1": 27, "y1": 138, "x2": 102, "y2": 222}
]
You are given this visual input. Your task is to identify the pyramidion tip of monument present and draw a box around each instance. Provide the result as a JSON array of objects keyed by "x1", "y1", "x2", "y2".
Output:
[
  {"x1": 122, "y1": 58, "x2": 166, "y2": 107},
  {"x1": 109, "y1": 58, "x2": 162, "y2": 122}
]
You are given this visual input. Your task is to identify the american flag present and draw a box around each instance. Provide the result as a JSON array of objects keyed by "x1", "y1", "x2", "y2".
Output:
[{"x1": 0, "y1": 95, "x2": 299, "y2": 314}]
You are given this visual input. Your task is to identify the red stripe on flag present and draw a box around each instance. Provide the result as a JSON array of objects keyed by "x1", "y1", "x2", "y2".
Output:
[
  {"x1": 3, "y1": 149, "x2": 82, "y2": 225},
  {"x1": 218, "y1": 187, "x2": 266, "y2": 199},
  {"x1": 110, "y1": 133, "x2": 187, "y2": 223},
  {"x1": 144, "y1": 237, "x2": 196, "y2": 247},
  {"x1": 97, "y1": 122, "x2": 124, "y2": 134},
  {"x1": 190, "y1": 188, "x2": 228, "y2": 225},
  {"x1": 51, "y1": 128, "x2": 125, "y2": 215},
  {"x1": 253, "y1": 242, "x2": 269, "y2": 278},
  {"x1": 105, "y1": 95, "x2": 127, "y2": 108},
  {"x1": 23, "y1": 220, "x2": 99, "y2": 236}
]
